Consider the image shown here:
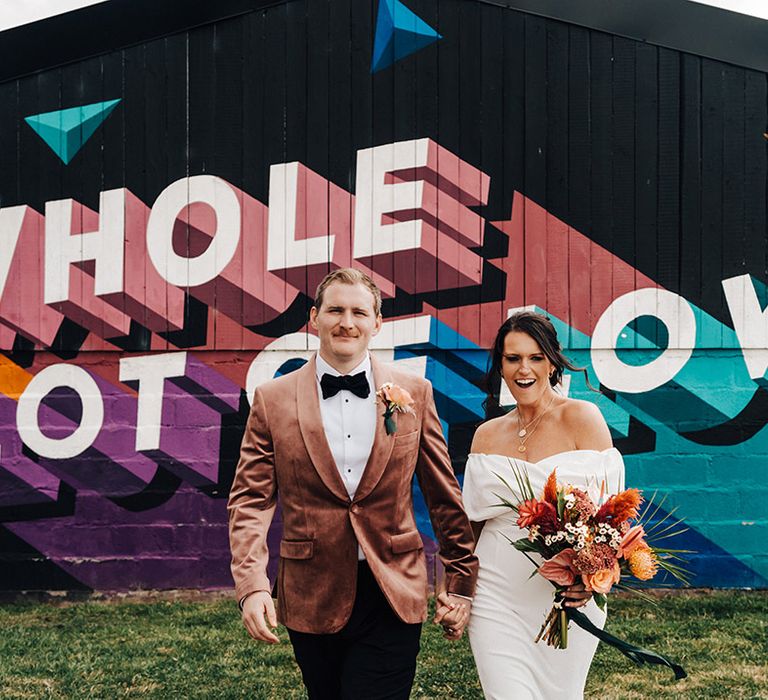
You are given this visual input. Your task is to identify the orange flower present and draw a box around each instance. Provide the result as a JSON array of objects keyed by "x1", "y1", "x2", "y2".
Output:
[
  {"x1": 628, "y1": 544, "x2": 659, "y2": 580},
  {"x1": 610, "y1": 488, "x2": 643, "y2": 524},
  {"x1": 618, "y1": 525, "x2": 646, "y2": 558},
  {"x1": 582, "y1": 561, "x2": 621, "y2": 594},
  {"x1": 377, "y1": 382, "x2": 415, "y2": 413},
  {"x1": 539, "y1": 548, "x2": 577, "y2": 586},
  {"x1": 542, "y1": 469, "x2": 559, "y2": 505}
]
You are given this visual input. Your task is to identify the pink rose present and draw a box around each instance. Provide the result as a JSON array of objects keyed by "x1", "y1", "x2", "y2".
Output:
[
  {"x1": 538, "y1": 548, "x2": 577, "y2": 586},
  {"x1": 582, "y1": 561, "x2": 621, "y2": 594}
]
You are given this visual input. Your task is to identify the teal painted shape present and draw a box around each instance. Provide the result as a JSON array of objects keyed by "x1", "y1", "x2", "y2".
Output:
[
  {"x1": 24, "y1": 99, "x2": 121, "y2": 164},
  {"x1": 371, "y1": 0, "x2": 441, "y2": 73}
]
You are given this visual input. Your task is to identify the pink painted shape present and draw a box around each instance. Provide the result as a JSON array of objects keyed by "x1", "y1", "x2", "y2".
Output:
[
  {"x1": 269, "y1": 164, "x2": 395, "y2": 298},
  {"x1": 0, "y1": 207, "x2": 66, "y2": 346},
  {"x1": 0, "y1": 394, "x2": 61, "y2": 504},
  {"x1": 0, "y1": 322, "x2": 16, "y2": 349},
  {"x1": 359, "y1": 139, "x2": 489, "y2": 295},
  {"x1": 99, "y1": 190, "x2": 185, "y2": 332},
  {"x1": 490, "y1": 191, "x2": 658, "y2": 335},
  {"x1": 178, "y1": 188, "x2": 302, "y2": 327},
  {"x1": 46, "y1": 202, "x2": 133, "y2": 338}
]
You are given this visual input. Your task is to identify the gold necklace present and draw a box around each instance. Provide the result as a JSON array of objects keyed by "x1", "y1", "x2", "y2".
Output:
[{"x1": 516, "y1": 394, "x2": 556, "y2": 453}]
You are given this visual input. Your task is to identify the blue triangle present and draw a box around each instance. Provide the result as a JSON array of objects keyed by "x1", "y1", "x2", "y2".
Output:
[
  {"x1": 372, "y1": 0, "x2": 441, "y2": 73},
  {"x1": 24, "y1": 98, "x2": 121, "y2": 164}
]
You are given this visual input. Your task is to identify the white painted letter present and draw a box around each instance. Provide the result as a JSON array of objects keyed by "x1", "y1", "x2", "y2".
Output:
[
  {"x1": 146, "y1": 175, "x2": 240, "y2": 287},
  {"x1": 722, "y1": 274, "x2": 768, "y2": 381},
  {"x1": 44, "y1": 190, "x2": 125, "y2": 303},
  {"x1": 119, "y1": 352, "x2": 188, "y2": 450},
  {"x1": 17, "y1": 365, "x2": 104, "y2": 458},
  {"x1": 591, "y1": 288, "x2": 696, "y2": 393}
]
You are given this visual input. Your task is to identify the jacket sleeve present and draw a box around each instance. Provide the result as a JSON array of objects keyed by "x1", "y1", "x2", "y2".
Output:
[
  {"x1": 414, "y1": 380, "x2": 478, "y2": 598},
  {"x1": 227, "y1": 386, "x2": 277, "y2": 601}
]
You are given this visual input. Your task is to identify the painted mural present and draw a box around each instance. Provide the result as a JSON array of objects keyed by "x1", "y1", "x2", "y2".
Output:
[{"x1": 0, "y1": 0, "x2": 766, "y2": 592}]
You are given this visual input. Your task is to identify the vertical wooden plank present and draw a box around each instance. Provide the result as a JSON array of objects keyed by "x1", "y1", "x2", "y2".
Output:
[
  {"x1": 566, "y1": 26, "x2": 591, "y2": 340},
  {"x1": 479, "y1": 2, "x2": 505, "y2": 347},
  {"x1": 544, "y1": 21, "x2": 569, "y2": 319},
  {"x1": 679, "y1": 55, "x2": 702, "y2": 311},
  {"x1": 700, "y1": 60, "x2": 724, "y2": 323},
  {"x1": 611, "y1": 37, "x2": 636, "y2": 310},
  {"x1": 721, "y1": 65, "x2": 746, "y2": 293},
  {"x1": 523, "y1": 14, "x2": 547, "y2": 309},
  {"x1": 634, "y1": 42, "x2": 658, "y2": 346},
  {"x1": 499, "y1": 10, "x2": 526, "y2": 320},
  {"x1": 588, "y1": 33, "x2": 613, "y2": 332},
  {"x1": 656, "y1": 48, "x2": 681, "y2": 298},
  {"x1": 263, "y1": 4, "x2": 290, "y2": 338},
  {"x1": 744, "y1": 71, "x2": 767, "y2": 283}
]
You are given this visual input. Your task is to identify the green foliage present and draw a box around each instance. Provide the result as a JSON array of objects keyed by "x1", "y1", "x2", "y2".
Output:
[{"x1": 0, "y1": 591, "x2": 765, "y2": 699}]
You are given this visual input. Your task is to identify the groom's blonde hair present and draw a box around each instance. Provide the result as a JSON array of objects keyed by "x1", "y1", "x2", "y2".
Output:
[{"x1": 313, "y1": 268, "x2": 382, "y2": 316}]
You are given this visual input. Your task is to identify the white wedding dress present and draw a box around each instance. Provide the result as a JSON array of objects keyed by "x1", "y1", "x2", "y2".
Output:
[{"x1": 463, "y1": 448, "x2": 625, "y2": 700}]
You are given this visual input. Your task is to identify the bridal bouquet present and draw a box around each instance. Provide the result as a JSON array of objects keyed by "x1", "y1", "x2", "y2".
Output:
[{"x1": 497, "y1": 464, "x2": 690, "y2": 679}]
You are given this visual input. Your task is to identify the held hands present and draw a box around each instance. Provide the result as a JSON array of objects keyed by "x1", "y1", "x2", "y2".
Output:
[
  {"x1": 433, "y1": 592, "x2": 471, "y2": 640},
  {"x1": 241, "y1": 591, "x2": 280, "y2": 643},
  {"x1": 560, "y1": 580, "x2": 592, "y2": 608}
]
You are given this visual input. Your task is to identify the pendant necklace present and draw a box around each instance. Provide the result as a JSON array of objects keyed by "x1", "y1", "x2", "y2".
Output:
[{"x1": 516, "y1": 393, "x2": 556, "y2": 453}]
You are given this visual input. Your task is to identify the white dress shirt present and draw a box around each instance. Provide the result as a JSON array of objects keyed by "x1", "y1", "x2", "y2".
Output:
[{"x1": 316, "y1": 353, "x2": 377, "y2": 559}]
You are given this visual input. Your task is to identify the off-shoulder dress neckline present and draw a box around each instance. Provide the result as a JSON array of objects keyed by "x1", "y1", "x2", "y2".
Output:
[{"x1": 467, "y1": 447, "x2": 617, "y2": 467}]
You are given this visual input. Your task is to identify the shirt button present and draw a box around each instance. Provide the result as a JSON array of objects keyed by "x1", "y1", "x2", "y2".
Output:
[
  {"x1": 347, "y1": 434, "x2": 351, "y2": 439},
  {"x1": 345, "y1": 399, "x2": 349, "y2": 403},
  {"x1": 347, "y1": 468, "x2": 352, "y2": 473}
]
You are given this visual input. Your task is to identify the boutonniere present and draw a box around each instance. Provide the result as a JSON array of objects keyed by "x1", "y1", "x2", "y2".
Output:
[{"x1": 376, "y1": 382, "x2": 415, "y2": 435}]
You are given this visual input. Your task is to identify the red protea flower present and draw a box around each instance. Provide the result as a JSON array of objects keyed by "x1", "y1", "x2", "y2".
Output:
[{"x1": 543, "y1": 469, "x2": 559, "y2": 505}]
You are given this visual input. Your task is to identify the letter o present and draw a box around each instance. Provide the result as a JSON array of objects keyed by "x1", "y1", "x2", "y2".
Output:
[
  {"x1": 146, "y1": 175, "x2": 241, "y2": 287},
  {"x1": 17, "y1": 364, "x2": 104, "y2": 459},
  {"x1": 246, "y1": 333, "x2": 320, "y2": 405},
  {"x1": 591, "y1": 288, "x2": 696, "y2": 393}
]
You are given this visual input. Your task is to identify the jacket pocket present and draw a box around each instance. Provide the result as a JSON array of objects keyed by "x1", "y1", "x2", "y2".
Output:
[
  {"x1": 280, "y1": 539, "x2": 314, "y2": 560},
  {"x1": 390, "y1": 530, "x2": 424, "y2": 554}
]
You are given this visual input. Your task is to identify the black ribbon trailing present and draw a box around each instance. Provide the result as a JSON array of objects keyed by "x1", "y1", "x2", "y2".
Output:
[{"x1": 566, "y1": 608, "x2": 687, "y2": 680}]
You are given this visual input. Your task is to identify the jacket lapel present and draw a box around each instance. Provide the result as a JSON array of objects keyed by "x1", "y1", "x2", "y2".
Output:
[
  {"x1": 296, "y1": 355, "x2": 350, "y2": 503},
  {"x1": 353, "y1": 355, "x2": 396, "y2": 503}
]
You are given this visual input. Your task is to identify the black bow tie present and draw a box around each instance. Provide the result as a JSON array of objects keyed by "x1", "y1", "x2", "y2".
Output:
[{"x1": 320, "y1": 371, "x2": 371, "y2": 400}]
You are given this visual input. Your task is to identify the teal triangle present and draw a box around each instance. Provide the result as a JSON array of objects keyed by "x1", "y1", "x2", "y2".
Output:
[
  {"x1": 372, "y1": 0, "x2": 441, "y2": 73},
  {"x1": 24, "y1": 98, "x2": 121, "y2": 164}
]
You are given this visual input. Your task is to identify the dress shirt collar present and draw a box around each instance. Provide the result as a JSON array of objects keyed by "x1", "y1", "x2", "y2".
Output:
[{"x1": 315, "y1": 352, "x2": 372, "y2": 381}]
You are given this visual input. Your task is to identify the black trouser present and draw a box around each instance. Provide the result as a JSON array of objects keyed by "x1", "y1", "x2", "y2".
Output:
[{"x1": 287, "y1": 561, "x2": 422, "y2": 700}]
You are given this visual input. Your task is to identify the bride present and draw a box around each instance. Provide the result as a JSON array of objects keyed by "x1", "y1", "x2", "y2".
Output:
[{"x1": 462, "y1": 311, "x2": 624, "y2": 699}]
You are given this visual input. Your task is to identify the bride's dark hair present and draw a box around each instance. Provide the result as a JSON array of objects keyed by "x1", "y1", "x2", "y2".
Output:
[{"x1": 484, "y1": 311, "x2": 588, "y2": 418}]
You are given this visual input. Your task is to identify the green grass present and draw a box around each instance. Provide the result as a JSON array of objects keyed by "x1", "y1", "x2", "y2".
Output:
[{"x1": 0, "y1": 591, "x2": 765, "y2": 699}]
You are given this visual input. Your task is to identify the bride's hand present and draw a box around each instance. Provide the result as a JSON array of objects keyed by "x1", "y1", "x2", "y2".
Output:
[
  {"x1": 433, "y1": 592, "x2": 471, "y2": 639},
  {"x1": 560, "y1": 581, "x2": 592, "y2": 608}
]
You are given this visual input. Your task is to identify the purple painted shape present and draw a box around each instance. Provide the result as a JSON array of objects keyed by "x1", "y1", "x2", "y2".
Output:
[
  {"x1": 169, "y1": 355, "x2": 242, "y2": 413},
  {"x1": 143, "y1": 357, "x2": 241, "y2": 487},
  {"x1": 5, "y1": 487, "x2": 239, "y2": 590},
  {"x1": 31, "y1": 371, "x2": 159, "y2": 498},
  {"x1": 0, "y1": 395, "x2": 61, "y2": 507}
]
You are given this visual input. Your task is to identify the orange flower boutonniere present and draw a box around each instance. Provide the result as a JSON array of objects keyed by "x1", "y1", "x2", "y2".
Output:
[{"x1": 376, "y1": 382, "x2": 415, "y2": 435}]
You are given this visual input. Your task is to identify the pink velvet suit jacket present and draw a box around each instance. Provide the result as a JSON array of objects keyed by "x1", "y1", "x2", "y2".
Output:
[{"x1": 227, "y1": 354, "x2": 478, "y2": 634}]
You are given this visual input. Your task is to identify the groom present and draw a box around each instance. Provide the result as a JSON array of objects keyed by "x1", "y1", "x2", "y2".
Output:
[{"x1": 228, "y1": 268, "x2": 477, "y2": 699}]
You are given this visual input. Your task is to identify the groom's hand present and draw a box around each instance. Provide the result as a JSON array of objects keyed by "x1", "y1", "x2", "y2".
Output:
[
  {"x1": 241, "y1": 591, "x2": 280, "y2": 643},
  {"x1": 433, "y1": 592, "x2": 471, "y2": 640}
]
